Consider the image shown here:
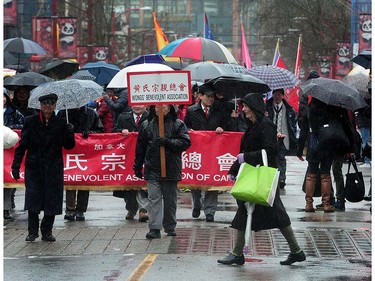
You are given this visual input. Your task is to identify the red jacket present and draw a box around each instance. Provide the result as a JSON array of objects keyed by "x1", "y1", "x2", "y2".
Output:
[{"x1": 97, "y1": 100, "x2": 113, "y2": 133}]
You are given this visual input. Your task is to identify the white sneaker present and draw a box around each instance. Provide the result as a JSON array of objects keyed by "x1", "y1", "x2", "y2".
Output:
[{"x1": 359, "y1": 163, "x2": 371, "y2": 168}]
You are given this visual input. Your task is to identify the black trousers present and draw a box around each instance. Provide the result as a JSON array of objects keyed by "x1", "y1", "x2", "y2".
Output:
[{"x1": 28, "y1": 211, "x2": 55, "y2": 236}]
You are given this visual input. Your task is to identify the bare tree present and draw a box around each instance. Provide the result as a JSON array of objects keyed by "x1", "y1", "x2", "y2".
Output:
[{"x1": 256, "y1": 0, "x2": 351, "y2": 71}]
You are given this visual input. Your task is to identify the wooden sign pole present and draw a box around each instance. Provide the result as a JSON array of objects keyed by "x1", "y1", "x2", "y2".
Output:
[{"x1": 158, "y1": 109, "x2": 166, "y2": 178}]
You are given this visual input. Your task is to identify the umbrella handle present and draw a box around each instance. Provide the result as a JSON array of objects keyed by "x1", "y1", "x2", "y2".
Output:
[
  {"x1": 66, "y1": 109, "x2": 69, "y2": 123},
  {"x1": 244, "y1": 202, "x2": 255, "y2": 255}
]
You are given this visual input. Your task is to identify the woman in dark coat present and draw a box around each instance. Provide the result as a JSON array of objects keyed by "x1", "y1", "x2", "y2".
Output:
[
  {"x1": 297, "y1": 97, "x2": 354, "y2": 213},
  {"x1": 11, "y1": 93, "x2": 75, "y2": 242},
  {"x1": 218, "y1": 93, "x2": 305, "y2": 266}
]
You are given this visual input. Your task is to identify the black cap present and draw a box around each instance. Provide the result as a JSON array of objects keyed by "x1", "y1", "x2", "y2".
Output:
[
  {"x1": 38, "y1": 93, "x2": 58, "y2": 102},
  {"x1": 198, "y1": 84, "x2": 215, "y2": 96},
  {"x1": 272, "y1": 88, "x2": 284, "y2": 95}
]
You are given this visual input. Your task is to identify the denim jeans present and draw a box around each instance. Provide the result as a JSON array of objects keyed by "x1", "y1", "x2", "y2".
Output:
[{"x1": 360, "y1": 127, "x2": 371, "y2": 164}]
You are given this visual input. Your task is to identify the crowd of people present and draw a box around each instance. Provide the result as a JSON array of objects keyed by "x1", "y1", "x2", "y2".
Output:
[{"x1": 3, "y1": 68, "x2": 371, "y2": 266}]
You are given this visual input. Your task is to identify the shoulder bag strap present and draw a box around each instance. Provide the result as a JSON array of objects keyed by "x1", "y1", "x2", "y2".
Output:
[{"x1": 347, "y1": 156, "x2": 360, "y2": 174}]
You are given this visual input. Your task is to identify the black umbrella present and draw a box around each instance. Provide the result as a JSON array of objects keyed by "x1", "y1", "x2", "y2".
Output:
[
  {"x1": 207, "y1": 74, "x2": 271, "y2": 99},
  {"x1": 300, "y1": 77, "x2": 367, "y2": 111},
  {"x1": 351, "y1": 50, "x2": 371, "y2": 69},
  {"x1": 4, "y1": 64, "x2": 31, "y2": 73},
  {"x1": 39, "y1": 59, "x2": 80, "y2": 80},
  {"x1": 3, "y1": 37, "x2": 47, "y2": 73},
  {"x1": 4, "y1": 72, "x2": 54, "y2": 90},
  {"x1": 69, "y1": 70, "x2": 96, "y2": 81}
]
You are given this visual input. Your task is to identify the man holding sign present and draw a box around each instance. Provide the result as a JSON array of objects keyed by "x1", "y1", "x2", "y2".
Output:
[{"x1": 133, "y1": 105, "x2": 191, "y2": 239}]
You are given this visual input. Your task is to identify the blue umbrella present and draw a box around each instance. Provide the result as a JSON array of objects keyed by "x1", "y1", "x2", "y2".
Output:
[
  {"x1": 124, "y1": 54, "x2": 165, "y2": 67},
  {"x1": 81, "y1": 61, "x2": 120, "y2": 86}
]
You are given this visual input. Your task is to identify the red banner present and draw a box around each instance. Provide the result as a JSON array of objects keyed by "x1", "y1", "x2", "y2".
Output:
[
  {"x1": 77, "y1": 46, "x2": 89, "y2": 66},
  {"x1": 4, "y1": 0, "x2": 17, "y2": 25},
  {"x1": 359, "y1": 14, "x2": 371, "y2": 52},
  {"x1": 335, "y1": 43, "x2": 351, "y2": 77},
  {"x1": 58, "y1": 18, "x2": 77, "y2": 59},
  {"x1": 92, "y1": 46, "x2": 109, "y2": 62},
  {"x1": 4, "y1": 131, "x2": 243, "y2": 191},
  {"x1": 32, "y1": 17, "x2": 53, "y2": 57}
]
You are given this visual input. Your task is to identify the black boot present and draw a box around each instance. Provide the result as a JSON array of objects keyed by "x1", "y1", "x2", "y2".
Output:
[
  {"x1": 280, "y1": 251, "x2": 306, "y2": 265},
  {"x1": 146, "y1": 229, "x2": 161, "y2": 239},
  {"x1": 25, "y1": 233, "x2": 39, "y2": 242},
  {"x1": 4, "y1": 210, "x2": 12, "y2": 220},
  {"x1": 217, "y1": 253, "x2": 245, "y2": 265}
]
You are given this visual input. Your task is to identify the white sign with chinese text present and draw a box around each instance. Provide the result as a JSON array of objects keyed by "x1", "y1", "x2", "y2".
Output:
[{"x1": 127, "y1": 70, "x2": 192, "y2": 105}]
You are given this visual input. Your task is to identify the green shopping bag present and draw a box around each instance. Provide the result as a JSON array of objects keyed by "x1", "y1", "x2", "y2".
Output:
[{"x1": 230, "y1": 150, "x2": 279, "y2": 206}]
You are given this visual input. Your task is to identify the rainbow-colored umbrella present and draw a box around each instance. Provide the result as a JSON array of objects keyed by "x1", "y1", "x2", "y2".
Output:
[{"x1": 158, "y1": 37, "x2": 237, "y2": 64}]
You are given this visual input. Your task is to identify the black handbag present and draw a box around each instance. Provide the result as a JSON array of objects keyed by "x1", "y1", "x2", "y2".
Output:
[
  {"x1": 344, "y1": 157, "x2": 365, "y2": 202},
  {"x1": 319, "y1": 118, "x2": 350, "y2": 152}
]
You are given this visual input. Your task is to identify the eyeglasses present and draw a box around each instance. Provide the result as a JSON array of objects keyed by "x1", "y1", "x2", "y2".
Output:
[{"x1": 41, "y1": 100, "x2": 56, "y2": 106}]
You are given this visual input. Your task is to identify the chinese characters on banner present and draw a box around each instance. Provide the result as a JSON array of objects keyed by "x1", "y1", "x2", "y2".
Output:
[
  {"x1": 359, "y1": 14, "x2": 372, "y2": 52},
  {"x1": 4, "y1": 131, "x2": 243, "y2": 191},
  {"x1": 128, "y1": 71, "x2": 192, "y2": 105}
]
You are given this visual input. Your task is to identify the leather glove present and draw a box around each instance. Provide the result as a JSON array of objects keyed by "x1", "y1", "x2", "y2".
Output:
[
  {"x1": 229, "y1": 174, "x2": 236, "y2": 182},
  {"x1": 237, "y1": 153, "x2": 245, "y2": 164},
  {"x1": 135, "y1": 170, "x2": 143, "y2": 179},
  {"x1": 66, "y1": 123, "x2": 74, "y2": 134},
  {"x1": 12, "y1": 169, "x2": 20, "y2": 181},
  {"x1": 82, "y1": 131, "x2": 89, "y2": 139},
  {"x1": 154, "y1": 137, "x2": 168, "y2": 146}
]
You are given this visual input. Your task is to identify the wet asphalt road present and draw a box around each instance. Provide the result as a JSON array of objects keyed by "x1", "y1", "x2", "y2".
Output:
[{"x1": 3, "y1": 157, "x2": 372, "y2": 281}]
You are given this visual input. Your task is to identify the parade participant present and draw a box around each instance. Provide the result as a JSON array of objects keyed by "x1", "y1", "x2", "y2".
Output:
[
  {"x1": 57, "y1": 105, "x2": 104, "y2": 221},
  {"x1": 11, "y1": 93, "x2": 75, "y2": 242},
  {"x1": 12, "y1": 86, "x2": 38, "y2": 117},
  {"x1": 103, "y1": 88, "x2": 131, "y2": 125},
  {"x1": 113, "y1": 105, "x2": 149, "y2": 222},
  {"x1": 97, "y1": 86, "x2": 115, "y2": 133},
  {"x1": 133, "y1": 105, "x2": 191, "y2": 239},
  {"x1": 265, "y1": 88, "x2": 298, "y2": 189},
  {"x1": 184, "y1": 84, "x2": 229, "y2": 222},
  {"x1": 3, "y1": 89, "x2": 23, "y2": 219},
  {"x1": 297, "y1": 97, "x2": 355, "y2": 213},
  {"x1": 218, "y1": 92, "x2": 306, "y2": 266}
]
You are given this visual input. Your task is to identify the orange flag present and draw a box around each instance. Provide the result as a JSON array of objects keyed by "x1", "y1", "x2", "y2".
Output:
[{"x1": 153, "y1": 12, "x2": 169, "y2": 51}]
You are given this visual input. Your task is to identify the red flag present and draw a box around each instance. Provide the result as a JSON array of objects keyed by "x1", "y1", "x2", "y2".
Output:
[
  {"x1": 287, "y1": 35, "x2": 302, "y2": 112},
  {"x1": 272, "y1": 38, "x2": 287, "y2": 69},
  {"x1": 294, "y1": 35, "x2": 302, "y2": 77},
  {"x1": 241, "y1": 22, "x2": 252, "y2": 69}
]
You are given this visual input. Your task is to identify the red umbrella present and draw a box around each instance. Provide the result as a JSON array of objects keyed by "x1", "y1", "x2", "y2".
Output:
[{"x1": 157, "y1": 37, "x2": 237, "y2": 64}]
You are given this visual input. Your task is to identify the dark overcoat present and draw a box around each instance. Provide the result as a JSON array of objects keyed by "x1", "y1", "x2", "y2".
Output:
[
  {"x1": 296, "y1": 98, "x2": 355, "y2": 162},
  {"x1": 228, "y1": 93, "x2": 291, "y2": 232},
  {"x1": 265, "y1": 97, "x2": 298, "y2": 151},
  {"x1": 11, "y1": 113, "x2": 75, "y2": 215},
  {"x1": 184, "y1": 101, "x2": 229, "y2": 131},
  {"x1": 113, "y1": 110, "x2": 149, "y2": 133},
  {"x1": 133, "y1": 110, "x2": 191, "y2": 181},
  {"x1": 113, "y1": 110, "x2": 149, "y2": 198}
]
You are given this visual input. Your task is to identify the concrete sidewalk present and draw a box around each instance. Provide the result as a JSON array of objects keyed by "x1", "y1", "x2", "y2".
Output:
[{"x1": 3, "y1": 157, "x2": 372, "y2": 280}]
